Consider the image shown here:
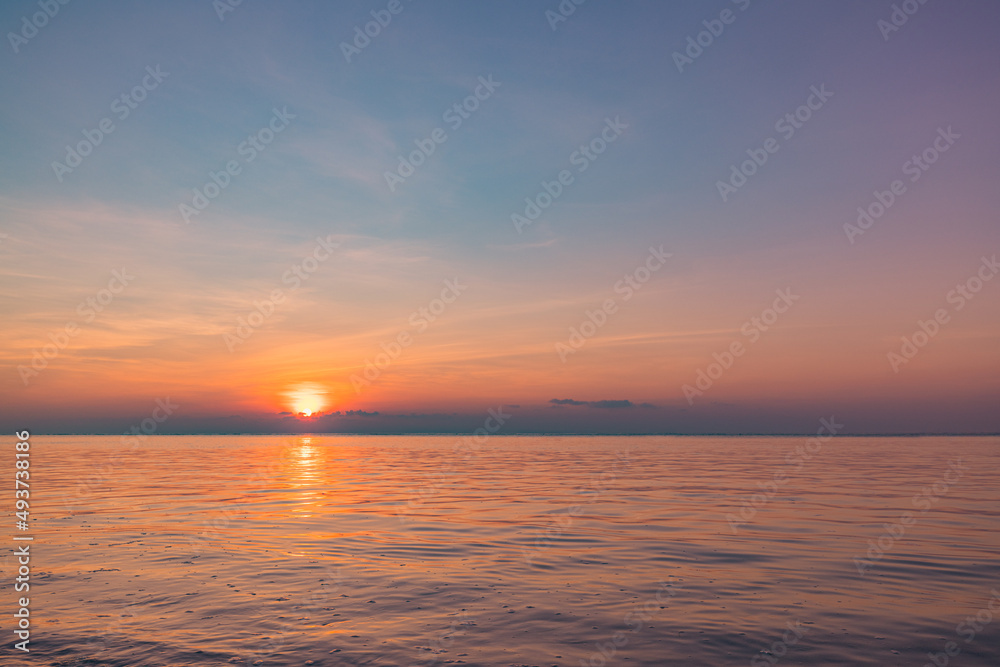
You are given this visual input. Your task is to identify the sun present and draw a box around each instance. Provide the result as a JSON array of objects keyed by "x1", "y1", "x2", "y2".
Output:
[{"x1": 284, "y1": 383, "x2": 329, "y2": 417}]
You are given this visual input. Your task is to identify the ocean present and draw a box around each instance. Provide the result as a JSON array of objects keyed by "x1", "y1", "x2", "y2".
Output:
[{"x1": 4, "y1": 434, "x2": 999, "y2": 666}]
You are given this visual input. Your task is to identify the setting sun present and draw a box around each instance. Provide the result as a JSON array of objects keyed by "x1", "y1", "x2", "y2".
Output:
[{"x1": 284, "y1": 383, "x2": 328, "y2": 416}]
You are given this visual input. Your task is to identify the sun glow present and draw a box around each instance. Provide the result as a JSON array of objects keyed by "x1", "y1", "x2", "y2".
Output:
[{"x1": 284, "y1": 383, "x2": 328, "y2": 416}]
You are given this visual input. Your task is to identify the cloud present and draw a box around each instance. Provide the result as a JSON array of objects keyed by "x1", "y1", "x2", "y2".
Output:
[
  {"x1": 278, "y1": 409, "x2": 381, "y2": 418},
  {"x1": 549, "y1": 399, "x2": 657, "y2": 409},
  {"x1": 589, "y1": 400, "x2": 635, "y2": 409}
]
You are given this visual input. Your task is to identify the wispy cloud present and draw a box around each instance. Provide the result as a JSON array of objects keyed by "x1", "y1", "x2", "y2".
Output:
[{"x1": 549, "y1": 399, "x2": 657, "y2": 409}]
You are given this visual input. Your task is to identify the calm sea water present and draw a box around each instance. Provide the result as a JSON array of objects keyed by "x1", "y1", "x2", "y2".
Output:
[{"x1": 3, "y1": 435, "x2": 998, "y2": 666}]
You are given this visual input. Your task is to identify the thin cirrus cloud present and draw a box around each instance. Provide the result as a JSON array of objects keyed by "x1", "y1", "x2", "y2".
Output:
[{"x1": 550, "y1": 399, "x2": 657, "y2": 409}]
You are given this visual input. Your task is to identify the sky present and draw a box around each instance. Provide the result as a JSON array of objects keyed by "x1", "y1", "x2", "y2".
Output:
[{"x1": 1, "y1": 0, "x2": 999, "y2": 435}]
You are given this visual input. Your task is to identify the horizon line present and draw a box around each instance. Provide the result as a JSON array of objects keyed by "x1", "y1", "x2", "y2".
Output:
[{"x1": 26, "y1": 431, "x2": 1000, "y2": 437}]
